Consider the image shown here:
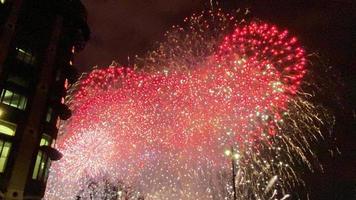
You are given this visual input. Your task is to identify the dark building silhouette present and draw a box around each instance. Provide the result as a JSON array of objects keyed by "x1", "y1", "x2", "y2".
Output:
[{"x1": 0, "y1": 0, "x2": 89, "y2": 199}]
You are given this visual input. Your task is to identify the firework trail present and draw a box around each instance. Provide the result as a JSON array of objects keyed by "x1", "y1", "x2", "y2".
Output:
[{"x1": 45, "y1": 9, "x2": 333, "y2": 200}]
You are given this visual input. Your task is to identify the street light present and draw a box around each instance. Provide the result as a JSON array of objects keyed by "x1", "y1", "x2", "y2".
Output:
[{"x1": 224, "y1": 146, "x2": 239, "y2": 200}]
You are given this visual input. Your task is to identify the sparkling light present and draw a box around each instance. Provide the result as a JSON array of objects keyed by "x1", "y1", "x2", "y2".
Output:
[{"x1": 46, "y1": 9, "x2": 331, "y2": 200}]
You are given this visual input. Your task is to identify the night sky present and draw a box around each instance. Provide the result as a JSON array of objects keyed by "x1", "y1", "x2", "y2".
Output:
[{"x1": 75, "y1": 0, "x2": 355, "y2": 199}]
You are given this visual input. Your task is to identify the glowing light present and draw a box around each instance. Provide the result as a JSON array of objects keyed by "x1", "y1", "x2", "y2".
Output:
[
  {"x1": 224, "y1": 149, "x2": 231, "y2": 156},
  {"x1": 232, "y1": 153, "x2": 240, "y2": 160},
  {"x1": 46, "y1": 9, "x2": 332, "y2": 200}
]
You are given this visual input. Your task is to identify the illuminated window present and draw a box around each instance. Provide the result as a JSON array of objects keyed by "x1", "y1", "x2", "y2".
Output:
[
  {"x1": 15, "y1": 48, "x2": 35, "y2": 65},
  {"x1": 40, "y1": 134, "x2": 52, "y2": 146},
  {"x1": 0, "y1": 89, "x2": 27, "y2": 110},
  {"x1": 45, "y1": 108, "x2": 53, "y2": 122},
  {"x1": 0, "y1": 140, "x2": 12, "y2": 173},
  {"x1": 32, "y1": 134, "x2": 52, "y2": 181},
  {"x1": 32, "y1": 150, "x2": 49, "y2": 180},
  {"x1": 0, "y1": 120, "x2": 16, "y2": 136},
  {"x1": 0, "y1": 120, "x2": 16, "y2": 173}
]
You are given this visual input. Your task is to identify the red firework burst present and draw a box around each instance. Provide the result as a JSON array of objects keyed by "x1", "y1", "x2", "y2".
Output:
[{"x1": 47, "y1": 20, "x2": 308, "y2": 200}]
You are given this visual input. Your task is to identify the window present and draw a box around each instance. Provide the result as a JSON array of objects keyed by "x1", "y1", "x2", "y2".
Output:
[
  {"x1": 0, "y1": 120, "x2": 16, "y2": 173},
  {"x1": 0, "y1": 120, "x2": 17, "y2": 136},
  {"x1": 15, "y1": 48, "x2": 35, "y2": 65},
  {"x1": 0, "y1": 89, "x2": 27, "y2": 110},
  {"x1": 0, "y1": 140, "x2": 11, "y2": 173},
  {"x1": 32, "y1": 150, "x2": 49, "y2": 181},
  {"x1": 45, "y1": 107, "x2": 53, "y2": 123},
  {"x1": 40, "y1": 134, "x2": 52, "y2": 146},
  {"x1": 6, "y1": 73, "x2": 30, "y2": 88},
  {"x1": 32, "y1": 134, "x2": 52, "y2": 181}
]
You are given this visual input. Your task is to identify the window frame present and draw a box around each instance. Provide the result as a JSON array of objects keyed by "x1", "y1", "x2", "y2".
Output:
[
  {"x1": 32, "y1": 134, "x2": 53, "y2": 181},
  {"x1": 0, "y1": 139, "x2": 12, "y2": 173},
  {"x1": 0, "y1": 119, "x2": 17, "y2": 137},
  {"x1": 0, "y1": 119, "x2": 17, "y2": 174},
  {"x1": 15, "y1": 47, "x2": 36, "y2": 65},
  {"x1": 0, "y1": 88, "x2": 28, "y2": 110}
]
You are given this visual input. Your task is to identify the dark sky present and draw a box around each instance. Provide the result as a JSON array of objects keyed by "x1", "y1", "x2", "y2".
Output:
[
  {"x1": 75, "y1": 0, "x2": 206, "y2": 70},
  {"x1": 76, "y1": 0, "x2": 354, "y2": 72},
  {"x1": 76, "y1": 0, "x2": 355, "y2": 199}
]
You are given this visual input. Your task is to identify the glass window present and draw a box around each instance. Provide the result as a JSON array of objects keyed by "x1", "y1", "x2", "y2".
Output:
[
  {"x1": 40, "y1": 134, "x2": 52, "y2": 146},
  {"x1": 12, "y1": 93, "x2": 20, "y2": 107},
  {"x1": 3, "y1": 90, "x2": 12, "y2": 101},
  {"x1": 32, "y1": 151, "x2": 50, "y2": 181},
  {"x1": 0, "y1": 120, "x2": 16, "y2": 173},
  {"x1": 0, "y1": 89, "x2": 27, "y2": 110},
  {"x1": 32, "y1": 134, "x2": 52, "y2": 181},
  {"x1": 0, "y1": 140, "x2": 12, "y2": 173},
  {"x1": 0, "y1": 120, "x2": 17, "y2": 136},
  {"x1": 32, "y1": 151, "x2": 43, "y2": 179},
  {"x1": 15, "y1": 48, "x2": 35, "y2": 65},
  {"x1": 19, "y1": 96, "x2": 27, "y2": 109}
]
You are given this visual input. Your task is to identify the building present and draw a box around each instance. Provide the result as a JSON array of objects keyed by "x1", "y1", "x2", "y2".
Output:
[{"x1": 0, "y1": 0, "x2": 90, "y2": 199}]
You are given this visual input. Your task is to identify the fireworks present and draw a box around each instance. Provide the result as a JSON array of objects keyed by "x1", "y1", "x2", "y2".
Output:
[{"x1": 45, "y1": 9, "x2": 332, "y2": 200}]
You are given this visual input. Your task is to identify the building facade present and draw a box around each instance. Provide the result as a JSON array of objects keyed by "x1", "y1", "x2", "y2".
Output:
[{"x1": 0, "y1": 0, "x2": 89, "y2": 199}]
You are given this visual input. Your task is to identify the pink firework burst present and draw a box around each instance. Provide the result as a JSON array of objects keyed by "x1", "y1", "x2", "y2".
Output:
[{"x1": 46, "y1": 19, "x2": 311, "y2": 200}]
